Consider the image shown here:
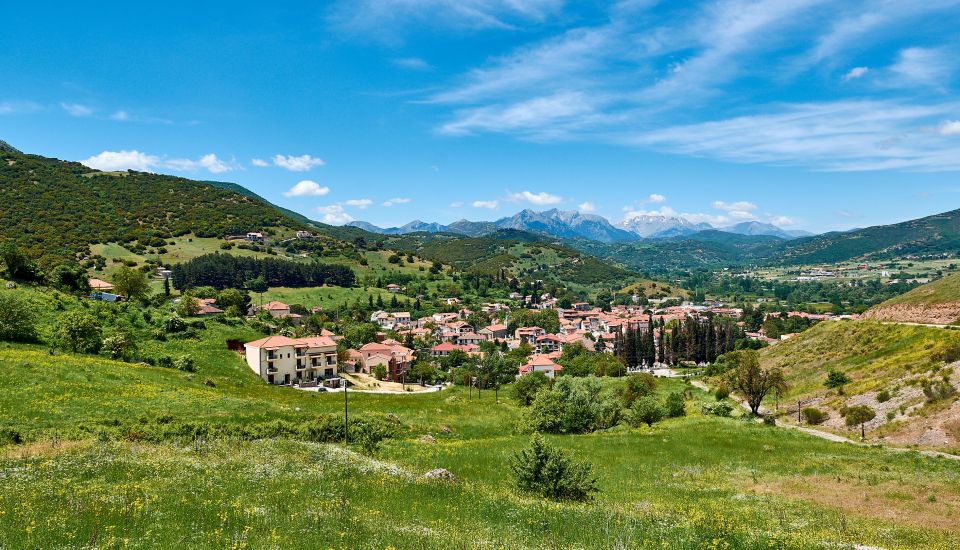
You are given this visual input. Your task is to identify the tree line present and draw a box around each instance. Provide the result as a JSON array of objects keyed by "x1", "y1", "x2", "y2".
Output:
[{"x1": 171, "y1": 253, "x2": 355, "y2": 290}]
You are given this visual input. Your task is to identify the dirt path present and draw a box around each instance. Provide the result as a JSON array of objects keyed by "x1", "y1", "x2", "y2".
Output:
[{"x1": 689, "y1": 381, "x2": 960, "y2": 461}]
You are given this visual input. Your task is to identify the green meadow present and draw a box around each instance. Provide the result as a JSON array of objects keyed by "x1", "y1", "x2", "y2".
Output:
[{"x1": 2, "y1": 333, "x2": 960, "y2": 549}]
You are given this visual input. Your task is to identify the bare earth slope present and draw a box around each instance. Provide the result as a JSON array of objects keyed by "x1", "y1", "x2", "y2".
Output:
[{"x1": 862, "y1": 272, "x2": 960, "y2": 324}]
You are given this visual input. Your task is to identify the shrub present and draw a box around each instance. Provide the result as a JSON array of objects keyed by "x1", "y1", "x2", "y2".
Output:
[
  {"x1": 664, "y1": 392, "x2": 686, "y2": 418},
  {"x1": 802, "y1": 407, "x2": 828, "y2": 425},
  {"x1": 702, "y1": 402, "x2": 733, "y2": 417},
  {"x1": 173, "y1": 355, "x2": 196, "y2": 372},
  {"x1": 876, "y1": 390, "x2": 891, "y2": 403},
  {"x1": 0, "y1": 427, "x2": 24, "y2": 446},
  {"x1": 825, "y1": 370, "x2": 851, "y2": 390},
  {"x1": 102, "y1": 331, "x2": 136, "y2": 360},
  {"x1": 510, "y1": 372, "x2": 549, "y2": 406},
  {"x1": 0, "y1": 290, "x2": 37, "y2": 343},
  {"x1": 163, "y1": 315, "x2": 187, "y2": 333},
  {"x1": 622, "y1": 373, "x2": 656, "y2": 407},
  {"x1": 714, "y1": 382, "x2": 731, "y2": 401},
  {"x1": 509, "y1": 434, "x2": 598, "y2": 501},
  {"x1": 922, "y1": 380, "x2": 957, "y2": 403},
  {"x1": 627, "y1": 395, "x2": 665, "y2": 427},
  {"x1": 53, "y1": 310, "x2": 103, "y2": 353}
]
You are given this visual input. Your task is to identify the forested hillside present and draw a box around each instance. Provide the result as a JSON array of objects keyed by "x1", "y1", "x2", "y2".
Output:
[{"x1": 0, "y1": 146, "x2": 305, "y2": 268}]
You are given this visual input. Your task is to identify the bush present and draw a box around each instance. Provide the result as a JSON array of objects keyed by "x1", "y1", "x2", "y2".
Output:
[
  {"x1": 627, "y1": 395, "x2": 664, "y2": 427},
  {"x1": 525, "y1": 377, "x2": 622, "y2": 434},
  {"x1": 163, "y1": 315, "x2": 187, "y2": 333},
  {"x1": 622, "y1": 373, "x2": 656, "y2": 407},
  {"x1": 825, "y1": 370, "x2": 850, "y2": 390},
  {"x1": 509, "y1": 433, "x2": 598, "y2": 501},
  {"x1": 714, "y1": 382, "x2": 731, "y2": 401},
  {"x1": 922, "y1": 379, "x2": 956, "y2": 403},
  {"x1": 0, "y1": 427, "x2": 24, "y2": 446},
  {"x1": 876, "y1": 390, "x2": 891, "y2": 403},
  {"x1": 53, "y1": 310, "x2": 103, "y2": 353},
  {"x1": 664, "y1": 392, "x2": 686, "y2": 418},
  {"x1": 173, "y1": 355, "x2": 196, "y2": 372},
  {"x1": 802, "y1": 407, "x2": 828, "y2": 425},
  {"x1": 510, "y1": 372, "x2": 549, "y2": 406},
  {"x1": 0, "y1": 290, "x2": 37, "y2": 343},
  {"x1": 702, "y1": 402, "x2": 733, "y2": 417}
]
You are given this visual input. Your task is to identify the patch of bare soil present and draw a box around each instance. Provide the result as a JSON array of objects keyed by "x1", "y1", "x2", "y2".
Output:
[
  {"x1": 862, "y1": 303, "x2": 960, "y2": 325},
  {"x1": 747, "y1": 475, "x2": 960, "y2": 532}
]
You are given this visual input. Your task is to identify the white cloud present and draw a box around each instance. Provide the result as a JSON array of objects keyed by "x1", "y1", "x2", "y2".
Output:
[
  {"x1": 768, "y1": 215, "x2": 794, "y2": 226},
  {"x1": 0, "y1": 101, "x2": 42, "y2": 115},
  {"x1": 81, "y1": 150, "x2": 159, "y2": 172},
  {"x1": 622, "y1": 206, "x2": 677, "y2": 220},
  {"x1": 473, "y1": 200, "x2": 499, "y2": 209},
  {"x1": 61, "y1": 102, "x2": 93, "y2": 117},
  {"x1": 251, "y1": 158, "x2": 269, "y2": 167},
  {"x1": 648, "y1": 193, "x2": 666, "y2": 204},
  {"x1": 578, "y1": 201, "x2": 595, "y2": 212},
  {"x1": 345, "y1": 198, "x2": 373, "y2": 209},
  {"x1": 110, "y1": 110, "x2": 130, "y2": 121},
  {"x1": 449, "y1": 201, "x2": 464, "y2": 208},
  {"x1": 272, "y1": 154, "x2": 325, "y2": 171},
  {"x1": 382, "y1": 197, "x2": 411, "y2": 207},
  {"x1": 81, "y1": 150, "x2": 234, "y2": 173},
  {"x1": 164, "y1": 153, "x2": 233, "y2": 174},
  {"x1": 394, "y1": 57, "x2": 432, "y2": 70},
  {"x1": 712, "y1": 200, "x2": 758, "y2": 221},
  {"x1": 507, "y1": 190, "x2": 563, "y2": 205},
  {"x1": 315, "y1": 204, "x2": 353, "y2": 225},
  {"x1": 938, "y1": 120, "x2": 960, "y2": 137},
  {"x1": 283, "y1": 180, "x2": 331, "y2": 197},
  {"x1": 842, "y1": 66, "x2": 869, "y2": 81}
]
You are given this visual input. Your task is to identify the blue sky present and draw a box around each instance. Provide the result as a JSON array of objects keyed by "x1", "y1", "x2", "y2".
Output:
[{"x1": 2, "y1": 1, "x2": 959, "y2": 233}]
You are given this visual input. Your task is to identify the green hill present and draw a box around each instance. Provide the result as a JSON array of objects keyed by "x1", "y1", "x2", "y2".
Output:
[
  {"x1": 0, "y1": 145, "x2": 308, "y2": 268},
  {"x1": 862, "y1": 273, "x2": 960, "y2": 324},
  {"x1": 757, "y1": 320, "x2": 960, "y2": 449},
  {"x1": 779, "y1": 208, "x2": 960, "y2": 265}
]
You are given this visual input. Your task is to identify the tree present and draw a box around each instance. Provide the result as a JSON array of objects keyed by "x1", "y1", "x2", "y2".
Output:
[
  {"x1": 664, "y1": 392, "x2": 686, "y2": 418},
  {"x1": 47, "y1": 263, "x2": 89, "y2": 293},
  {"x1": 509, "y1": 433, "x2": 598, "y2": 501},
  {"x1": 246, "y1": 276, "x2": 269, "y2": 307},
  {"x1": 510, "y1": 371, "x2": 549, "y2": 406},
  {"x1": 727, "y1": 350, "x2": 786, "y2": 416},
  {"x1": 176, "y1": 295, "x2": 202, "y2": 317},
  {"x1": 825, "y1": 370, "x2": 851, "y2": 391},
  {"x1": 112, "y1": 265, "x2": 150, "y2": 301},
  {"x1": 408, "y1": 360, "x2": 437, "y2": 385},
  {"x1": 53, "y1": 310, "x2": 103, "y2": 353},
  {"x1": 102, "y1": 330, "x2": 137, "y2": 360},
  {"x1": 216, "y1": 288, "x2": 250, "y2": 311},
  {"x1": 844, "y1": 405, "x2": 876, "y2": 440},
  {"x1": 372, "y1": 364, "x2": 388, "y2": 380},
  {"x1": 0, "y1": 291, "x2": 37, "y2": 342},
  {"x1": 628, "y1": 395, "x2": 665, "y2": 427},
  {"x1": 0, "y1": 243, "x2": 41, "y2": 281},
  {"x1": 622, "y1": 373, "x2": 656, "y2": 407}
]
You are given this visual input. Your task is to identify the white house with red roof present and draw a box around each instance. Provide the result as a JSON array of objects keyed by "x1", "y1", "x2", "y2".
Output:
[
  {"x1": 243, "y1": 335, "x2": 338, "y2": 385},
  {"x1": 519, "y1": 354, "x2": 563, "y2": 379}
]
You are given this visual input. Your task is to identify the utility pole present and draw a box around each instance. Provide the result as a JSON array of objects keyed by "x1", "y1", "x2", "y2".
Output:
[{"x1": 342, "y1": 377, "x2": 349, "y2": 445}]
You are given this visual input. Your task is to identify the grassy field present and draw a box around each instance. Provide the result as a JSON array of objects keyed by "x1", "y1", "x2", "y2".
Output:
[
  {"x1": 2, "y1": 328, "x2": 960, "y2": 548},
  {"x1": 90, "y1": 236, "x2": 274, "y2": 281},
  {"x1": 760, "y1": 320, "x2": 960, "y2": 400}
]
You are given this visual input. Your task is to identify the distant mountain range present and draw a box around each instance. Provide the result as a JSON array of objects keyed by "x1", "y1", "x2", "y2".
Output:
[{"x1": 347, "y1": 209, "x2": 813, "y2": 243}]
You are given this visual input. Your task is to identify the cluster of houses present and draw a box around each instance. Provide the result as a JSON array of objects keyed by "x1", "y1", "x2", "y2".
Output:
[{"x1": 237, "y1": 295, "x2": 789, "y2": 386}]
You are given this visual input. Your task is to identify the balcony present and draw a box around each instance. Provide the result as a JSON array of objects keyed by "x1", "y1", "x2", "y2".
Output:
[{"x1": 266, "y1": 366, "x2": 278, "y2": 374}]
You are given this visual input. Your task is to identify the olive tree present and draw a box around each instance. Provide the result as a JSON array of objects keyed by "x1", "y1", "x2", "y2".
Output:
[{"x1": 727, "y1": 350, "x2": 786, "y2": 416}]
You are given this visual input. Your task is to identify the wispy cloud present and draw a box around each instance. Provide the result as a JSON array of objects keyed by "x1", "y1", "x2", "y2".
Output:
[
  {"x1": 842, "y1": 66, "x2": 869, "y2": 81},
  {"x1": 578, "y1": 201, "x2": 595, "y2": 212},
  {"x1": 472, "y1": 200, "x2": 499, "y2": 209},
  {"x1": 330, "y1": 0, "x2": 563, "y2": 37},
  {"x1": 61, "y1": 102, "x2": 93, "y2": 117},
  {"x1": 382, "y1": 197, "x2": 411, "y2": 206},
  {"x1": 424, "y1": 1, "x2": 960, "y2": 172},
  {"x1": 345, "y1": 198, "x2": 373, "y2": 209},
  {"x1": 507, "y1": 190, "x2": 563, "y2": 205},
  {"x1": 939, "y1": 120, "x2": 960, "y2": 136},
  {"x1": 81, "y1": 150, "x2": 235, "y2": 173},
  {"x1": 394, "y1": 57, "x2": 432, "y2": 70},
  {"x1": 0, "y1": 101, "x2": 42, "y2": 115}
]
